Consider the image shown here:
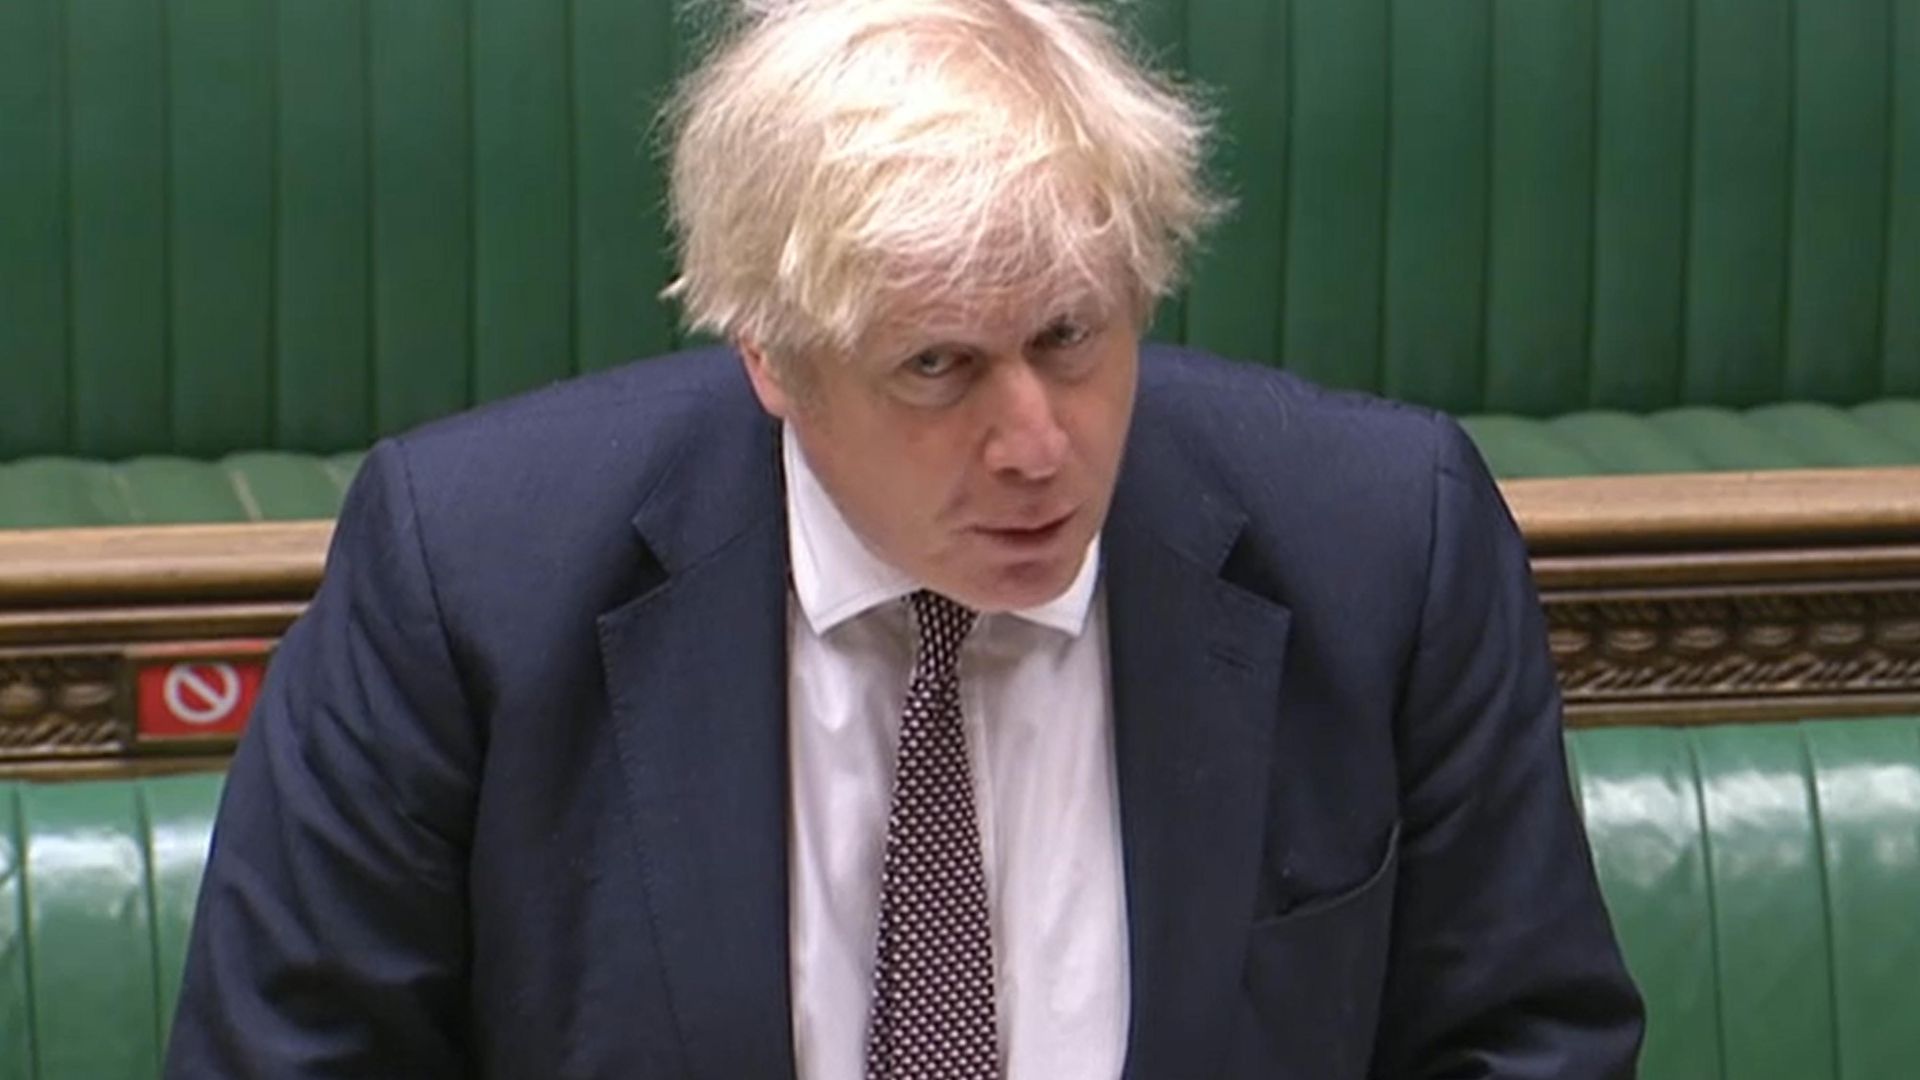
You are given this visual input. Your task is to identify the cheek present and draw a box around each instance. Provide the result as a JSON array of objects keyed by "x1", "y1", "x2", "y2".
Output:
[
  {"x1": 909, "y1": 431, "x2": 981, "y2": 519},
  {"x1": 1064, "y1": 379, "x2": 1136, "y2": 469},
  {"x1": 847, "y1": 409, "x2": 977, "y2": 532}
]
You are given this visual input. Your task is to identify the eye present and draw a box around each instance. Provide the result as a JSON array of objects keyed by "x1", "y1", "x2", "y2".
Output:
[
  {"x1": 891, "y1": 347, "x2": 977, "y2": 407},
  {"x1": 905, "y1": 349, "x2": 969, "y2": 379},
  {"x1": 1032, "y1": 318, "x2": 1092, "y2": 351}
]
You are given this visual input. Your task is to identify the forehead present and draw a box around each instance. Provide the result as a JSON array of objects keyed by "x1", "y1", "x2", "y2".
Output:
[{"x1": 863, "y1": 278, "x2": 1115, "y2": 350}]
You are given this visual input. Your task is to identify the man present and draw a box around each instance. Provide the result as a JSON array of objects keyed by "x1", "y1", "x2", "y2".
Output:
[{"x1": 167, "y1": 0, "x2": 1642, "y2": 1076}]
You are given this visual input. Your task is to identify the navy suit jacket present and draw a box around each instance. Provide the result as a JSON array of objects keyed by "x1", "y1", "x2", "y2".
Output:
[{"x1": 167, "y1": 346, "x2": 1642, "y2": 1078}]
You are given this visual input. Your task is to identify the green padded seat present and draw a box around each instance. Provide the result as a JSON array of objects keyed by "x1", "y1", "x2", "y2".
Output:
[
  {"x1": 1463, "y1": 398, "x2": 1920, "y2": 478},
  {"x1": 6, "y1": 718, "x2": 1920, "y2": 1078},
  {"x1": 0, "y1": 452, "x2": 363, "y2": 529}
]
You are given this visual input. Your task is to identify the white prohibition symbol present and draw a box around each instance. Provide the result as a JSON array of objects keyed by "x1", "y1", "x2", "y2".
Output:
[{"x1": 161, "y1": 662, "x2": 243, "y2": 726}]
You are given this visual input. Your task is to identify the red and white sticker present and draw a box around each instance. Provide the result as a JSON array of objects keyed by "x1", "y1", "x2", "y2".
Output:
[{"x1": 132, "y1": 644, "x2": 271, "y2": 740}]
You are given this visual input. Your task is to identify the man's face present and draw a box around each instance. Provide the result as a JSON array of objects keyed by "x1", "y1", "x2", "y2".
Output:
[{"x1": 742, "y1": 292, "x2": 1139, "y2": 612}]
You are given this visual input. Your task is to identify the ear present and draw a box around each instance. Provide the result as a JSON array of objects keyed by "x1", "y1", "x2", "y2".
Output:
[{"x1": 737, "y1": 337, "x2": 794, "y2": 420}]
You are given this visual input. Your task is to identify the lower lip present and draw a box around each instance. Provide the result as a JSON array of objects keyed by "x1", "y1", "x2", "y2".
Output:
[{"x1": 976, "y1": 515, "x2": 1072, "y2": 551}]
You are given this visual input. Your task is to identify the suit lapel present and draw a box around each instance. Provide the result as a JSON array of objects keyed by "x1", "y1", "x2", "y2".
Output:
[
  {"x1": 595, "y1": 414, "x2": 797, "y2": 1080},
  {"x1": 588, "y1": 359, "x2": 1294, "y2": 1078},
  {"x1": 1105, "y1": 423, "x2": 1293, "y2": 1079}
]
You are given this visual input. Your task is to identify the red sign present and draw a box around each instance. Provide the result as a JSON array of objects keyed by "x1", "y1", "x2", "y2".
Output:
[{"x1": 132, "y1": 643, "x2": 272, "y2": 740}]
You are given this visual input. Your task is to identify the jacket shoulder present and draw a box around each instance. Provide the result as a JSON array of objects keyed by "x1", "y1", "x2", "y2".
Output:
[
  {"x1": 1135, "y1": 345, "x2": 1464, "y2": 515},
  {"x1": 349, "y1": 347, "x2": 773, "y2": 630}
]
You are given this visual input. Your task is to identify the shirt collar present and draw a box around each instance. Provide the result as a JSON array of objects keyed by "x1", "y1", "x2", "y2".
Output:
[{"x1": 783, "y1": 424, "x2": 1100, "y2": 639}]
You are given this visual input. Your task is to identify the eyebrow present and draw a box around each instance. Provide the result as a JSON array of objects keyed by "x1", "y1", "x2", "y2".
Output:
[{"x1": 869, "y1": 292, "x2": 1108, "y2": 359}]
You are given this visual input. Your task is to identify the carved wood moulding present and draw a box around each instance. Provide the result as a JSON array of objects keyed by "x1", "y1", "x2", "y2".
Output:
[
  {"x1": 1543, "y1": 580, "x2": 1920, "y2": 724},
  {"x1": 1509, "y1": 468, "x2": 1920, "y2": 724},
  {"x1": 0, "y1": 522, "x2": 318, "y2": 774},
  {"x1": 0, "y1": 637, "x2": 287, "y2": 771},
  {"x1": 0, "y1": 651, "x2": 122, "y2": 759},
  {"x1": 0, "y1": 465, "x2": 1915, "y2": 773}
]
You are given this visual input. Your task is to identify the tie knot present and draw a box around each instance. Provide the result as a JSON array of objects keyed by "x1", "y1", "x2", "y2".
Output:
[{"x1": 909, "y1": 590, "x2": 976, "y2": 679}]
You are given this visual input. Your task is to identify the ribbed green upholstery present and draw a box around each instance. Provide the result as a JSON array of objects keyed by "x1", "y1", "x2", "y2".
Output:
[
  {"x1": 4, "y1": 719, "x2": 1920, "y2": 1077},
  {"x1": 0, "y1": 0, "x2": 684, "y2": 461},
  {"x1": 1465, "y1": 398, "x2": 1920, "y2": 477},
  {"x1": 0, "y1": 452, "x2": 363, "y2": 529},
  {"x1": 1170, "y1": 0, "x2": 1920, "y2": 415},
  {"x1": 1572, "y1": 717, "x2": 1920, "y2": 1080},
  {"x1": 4, "y1": 0, "x2": 1916, "y2": 465},
  {"x1": 0, "y1": 773, "x2": 222, "y2": 1080}
]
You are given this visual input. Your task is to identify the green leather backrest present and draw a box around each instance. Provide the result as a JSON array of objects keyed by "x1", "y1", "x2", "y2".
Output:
[
  {"x1": 5, "y1": 718, "x2": 1920, "y2": 1077},
  {"x1": 0, "y1": 773, "x2": 220, "y2": 1080},
  {"x1": 0, "y1": 0, "x2": 687, "y2": 462},
  {"x1": 1573, "y1": 717, "x2": 1920, "y2": 1080},
  {"x1": 1166, "y1": 0, "x2": 1920, "y2": 416},
  {"x1": 5, "y1": 0, "x2": 1917, "y2": 462}
]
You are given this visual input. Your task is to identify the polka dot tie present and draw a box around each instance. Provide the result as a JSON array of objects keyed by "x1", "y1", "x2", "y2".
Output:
[{"x1": 865, "y1": 590, "x2": 1000, "y2": 1080}]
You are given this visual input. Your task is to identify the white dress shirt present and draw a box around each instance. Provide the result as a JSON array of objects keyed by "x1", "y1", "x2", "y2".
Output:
[{"x1": 782, "y1": 426, "x2": 1130, "y2": 1080}]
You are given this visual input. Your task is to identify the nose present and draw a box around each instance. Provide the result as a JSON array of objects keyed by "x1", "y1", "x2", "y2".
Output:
[{"x1": 980, "y1": 360, "x2": 1069, "y2": 481}]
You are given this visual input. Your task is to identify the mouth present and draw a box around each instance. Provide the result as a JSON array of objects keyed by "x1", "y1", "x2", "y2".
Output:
[{"x1": 974, "y1": 510, "x2": 1075, "y2": 551}]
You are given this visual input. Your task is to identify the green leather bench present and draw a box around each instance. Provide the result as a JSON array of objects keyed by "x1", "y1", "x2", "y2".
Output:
[
  {"x1": 5, "y1": 717, "x2": 1918, "y2": 1079},
  {"x1": 3, "y1": 0, "x2": 1917, "y2": 527}
]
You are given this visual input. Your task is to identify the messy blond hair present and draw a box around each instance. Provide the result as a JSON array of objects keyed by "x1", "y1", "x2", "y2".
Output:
[{"x1": 661, "y1": 0, "x2": 1225, "y2": 363}]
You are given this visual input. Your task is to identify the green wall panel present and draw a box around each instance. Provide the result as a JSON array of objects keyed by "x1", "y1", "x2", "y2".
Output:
[
  {"x1": 1684, "y1": 0, "x2": 1794, "y2": 408},
  {"x1": 167, "y1": 0, "x2": 275, "y2": 457},
  {"x1": 368, "y1": 0, "x2": 472, "y2": 435},
  {"x1": 573, "y1": 0, "x2": 681, "y2": 374},
  {"x1": 1124, "y1": 0, "x2": 1192, "y2": 348},
  {"x1": 1784, "y1": 0, "x2": 1893, "y2": 404},
  {"x1": 1483, "y1": 0, "x2": 1597, "y2": 416},
  {"x1": 1182, "y1": 0, "x2": 1289, "y2": 368},
  {"x1": 1380, "y1": 0, "x2": 1490, "y2": 415},
  {"x1": 472, "y1": 0, "x2": 574, "y2": 401},
  {"x1": 1588, "y1": 0, "x2": 1689, "y2": 410},
  {"x1": 1887, "y1": 0, "x2": 1920, "y2": 395},
  {"x1": 4, "y1": 0, "x2": 1918, "y2": 463},
  {"x1": 1279, "y1": 0, "x2": 1388, "y2": 392},
  {"x1": 275, "y1": 0, "x2": 374, "y2": 452},
  {"x1": 65, "y1": 0, "x2": 170, "y2": 459},
  {"x1": 0, "y1": 0, "x2": 70, "y2": 459}
]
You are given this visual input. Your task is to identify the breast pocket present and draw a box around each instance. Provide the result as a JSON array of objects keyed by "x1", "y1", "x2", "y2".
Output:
[{"x1": 1236, "y1": 823, "x2": 1399, "y2": 1079}]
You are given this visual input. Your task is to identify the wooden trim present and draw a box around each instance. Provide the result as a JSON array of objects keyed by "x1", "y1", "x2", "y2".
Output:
[
  {"x1": 0, "y1": 754, "x2": 231, "y2": 782},
  {"x1": 0, "y1": 601, "x2": 307, "y2": 647},
  {"x1": 1531, "y1": 545, "x2": 1920, "y2": 590},
  {"x1": 1506, "y1": 467, "x2": 1920, "y2": 553},
  {"x1": 1566, "y1": 694, "x2": 1920, "y2": 728},
  {"x1": 0, "y1": 521, "x2": 332, "y2": 605}
]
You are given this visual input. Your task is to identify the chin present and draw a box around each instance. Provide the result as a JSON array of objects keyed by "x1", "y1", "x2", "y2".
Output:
[{"x1": 958, "y1": 558, "x2": 1081, "y2": 613}]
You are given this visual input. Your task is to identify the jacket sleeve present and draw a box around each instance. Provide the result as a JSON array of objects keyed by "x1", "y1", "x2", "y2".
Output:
[
  {"x1": 1372, "y1": 418, "x2": 1645, "y2": 1078},
  {"x1": 165, "y1": 439, "x2": 480, "y2": 1077}
]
